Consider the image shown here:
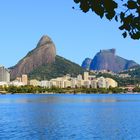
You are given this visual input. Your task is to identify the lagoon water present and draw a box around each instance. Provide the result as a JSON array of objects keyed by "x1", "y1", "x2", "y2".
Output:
[{"x1": 0, "y1": 94, "x2": 140, "y2": 140}]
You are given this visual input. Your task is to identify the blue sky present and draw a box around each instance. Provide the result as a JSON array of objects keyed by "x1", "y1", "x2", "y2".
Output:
[{"x1": 0, "y1": 0, "x2": 140, "y2": 68}]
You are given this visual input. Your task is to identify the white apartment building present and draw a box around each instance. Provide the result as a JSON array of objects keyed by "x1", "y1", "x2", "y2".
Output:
[
  {"x1": 91, "y1": 79, "x2": 98, "y2": 88},
  {"x1": 41, "y1": 80, "x2": 51, "y2": 88},
  {"x1": 30, "y1": 79, "x2": 41, "y2": 87},
  {"x1": 84, "y1": 72, "x2": 89, "y2": 81},
  {"x1": 106, "y1": 78, "x2": 118, "y2": 88},
  {"x1": 10, "y1": 81, "x2": 25, "y2": 87},
  {"x1": 97, "y1": 77, "x2": 107, "y2": 88},
  {"x1": 83, "y1": 80, "x2": 91, "y2": 88}
]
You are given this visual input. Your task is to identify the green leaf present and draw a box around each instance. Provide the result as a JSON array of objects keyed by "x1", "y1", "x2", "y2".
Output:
[
  {"x1": 122, "y1": 32, "x2": 127, "y2": 38},
  {"x1": 120, "y1": 12, "x2": 125, "y2": 22},
  {"x1": 115, "y1": 15, "x2": 118, "y2": 22},
  {"x1": 127, "y1": 0, "x2": 137, "y2": 9},
  {"x1": 119, "y1": 25, "x2": 125, "y2": 30}
]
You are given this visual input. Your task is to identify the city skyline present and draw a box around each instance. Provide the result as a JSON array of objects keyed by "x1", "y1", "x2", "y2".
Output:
[{"x1": 0, "y1": 0, "x2": 140, "y2": 68}]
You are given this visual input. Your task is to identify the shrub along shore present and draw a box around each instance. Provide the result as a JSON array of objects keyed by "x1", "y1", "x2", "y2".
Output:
[{"x1": 0, "y1": 85, "x2": 139, "y2": 94}]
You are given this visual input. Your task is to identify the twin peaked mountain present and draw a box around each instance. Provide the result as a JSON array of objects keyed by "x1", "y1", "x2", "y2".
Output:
[{"x1": 10, "y1": 35, "x2": 84, "y2": 80}]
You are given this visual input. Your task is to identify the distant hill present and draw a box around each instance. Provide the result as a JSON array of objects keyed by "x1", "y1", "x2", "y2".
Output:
[
  {"x1": 82, "y1": 49, "x2": 139, "y2": 72},
  {"x1": 120, "y1": 66, "x2": 140, "y2": 78},
  {"x1": 81, "y1": 58, "x2": 92, "y2": 70},
  {"x1": 10, "y1": 35, "x2": 84, "y2": 80}
]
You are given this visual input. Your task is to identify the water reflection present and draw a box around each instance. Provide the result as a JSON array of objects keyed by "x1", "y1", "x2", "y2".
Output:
[
  {"x1": 0, "y1": 94, "x2": 140, "y2": 104},
  {"x1": 0, "y1": 94, "x2": 140, "y2": 139}
]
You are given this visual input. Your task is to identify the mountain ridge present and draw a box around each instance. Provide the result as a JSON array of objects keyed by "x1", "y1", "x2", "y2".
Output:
[
  {"x1": 10, "y1": 35, "x2": 84, "y2": 80},
  {"x1": 82, "y1": 49, "x2": 139, "y2": 72}
]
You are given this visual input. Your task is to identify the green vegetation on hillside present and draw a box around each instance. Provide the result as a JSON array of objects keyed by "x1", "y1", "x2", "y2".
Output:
[
  {"x1": 29, "y1": 55, "x2": 85, "y2": 80},
  {"x1": 121, "y1": 66, "x2": 140, "y2": 78},
  {"x1": 96, "y1": 73, "x2": 140, "y2": 87}
]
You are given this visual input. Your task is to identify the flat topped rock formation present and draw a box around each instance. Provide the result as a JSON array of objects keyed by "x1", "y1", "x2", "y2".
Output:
[
  {"x1": 82, "y1": 49, "x2": 139, "y2": 72},
  {"x1": 10, "y1": 35, "x2": 56, "y2": 79}
]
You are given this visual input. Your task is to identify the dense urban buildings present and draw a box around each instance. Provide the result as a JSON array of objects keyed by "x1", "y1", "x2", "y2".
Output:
[
  {"x1": 29, "y1": 72, "x2": 118, "y2": 89},
  {"x1": 0, "y1": 65, "x2": 118, "y2": 89},
  {"x1": 11, "y1": 74, "x2": 28, "y2": 86}
]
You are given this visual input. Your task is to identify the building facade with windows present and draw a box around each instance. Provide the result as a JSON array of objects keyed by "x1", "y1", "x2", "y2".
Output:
[{"x1": 0, "y1": 66, "x2": 10, "y2": 82}]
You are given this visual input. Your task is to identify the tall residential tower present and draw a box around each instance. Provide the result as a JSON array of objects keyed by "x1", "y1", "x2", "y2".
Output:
[{"x1": 0, "y1": 66, "x2": 10, "y2": 82}]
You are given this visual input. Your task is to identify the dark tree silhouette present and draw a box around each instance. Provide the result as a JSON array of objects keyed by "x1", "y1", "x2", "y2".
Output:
[{"x1": 73, "y1": 0, "x2": 140, "y2": 40}]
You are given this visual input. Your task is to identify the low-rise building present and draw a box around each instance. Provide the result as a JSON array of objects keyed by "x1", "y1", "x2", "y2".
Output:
[
  {"x1": 40, "y1": 80, "x2": 50, "y2": 88},
  {"x1": 30, "y1": 79, "x2": 41, "y2": 86},
  {"x1": 64, "y1": 80, "x2": 71, "y2": 88},
  {"x1": 10, "y1": 81, "x2": 24, "y2": 87},
  {"x1": 71, "y1": 78, "x2": 77, "y2": 88},
  {"x1": 106, "y1": 78, "x2": 118, "y2": 88},
  {"x1": 97, "y1": 77, "x2": 107, "y2": 88},
  {"x1": 118, "y1": 74, "x2": 131, "y2": 78},
  {"x1": 91, "y1": 79, "x2": 98, "y2": 88},
  {"x1": 83, "y1": 80, "x2": 91, "y2": 88}
]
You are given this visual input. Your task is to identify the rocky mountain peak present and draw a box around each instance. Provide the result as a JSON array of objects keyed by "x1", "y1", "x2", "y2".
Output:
[
  {"x1": 36, "y1": 35, "x2": 53, "y2": 48},
  {"x1": 10, "y1": 35, "x2": 56, "y2": 79},
  {"x1": 82, "y1": 49, "x2": 139, "y2": 72},
  {"x1": 100, "y1": 48, "x2": 116, "y2": 55},
  {"x1": 81, "y1": 58, "x2": 92, "y2": 70}
]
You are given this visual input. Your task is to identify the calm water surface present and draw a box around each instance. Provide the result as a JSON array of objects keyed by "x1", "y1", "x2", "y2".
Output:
[{"x1": 0, "y1": 94, "x2": 140, "y2": 140}]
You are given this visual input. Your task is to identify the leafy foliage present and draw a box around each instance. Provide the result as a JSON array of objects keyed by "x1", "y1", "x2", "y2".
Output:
[
  {"x1": 73, "y1": 0, "x2": 140, "y2": 39},
  {"x1": 2, "y1": 85, "x2": 125, "y2": 94},
  {"x1": 133, "y1": 86, "x2": 140, "y2": 92}
]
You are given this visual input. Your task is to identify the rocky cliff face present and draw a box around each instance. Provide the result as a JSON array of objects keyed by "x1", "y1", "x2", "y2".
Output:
[
  {"x1": 29, "y1": 55, "x2": 84, "y2": 80},
  {"x1": 81, "y1": 58, "x2": 92, "y2": 70},
  {"x1": 82, "y1": 49, "x2": 139, "y2": 72},
  {"x1": 10, "y1": 35, "x2": 56, "y2": 79}
]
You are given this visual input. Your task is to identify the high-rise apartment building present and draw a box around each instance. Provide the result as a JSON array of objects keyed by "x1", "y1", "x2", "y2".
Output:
[
  {"x1": 0, "y1": 66, "x2": 10, "y2": 82},
  {"x1": 84, "y1": 72, "x2": 89, "y2": 81},
  {"x1": 22, "y1": 74, "x2": 28, "y2": 85}
]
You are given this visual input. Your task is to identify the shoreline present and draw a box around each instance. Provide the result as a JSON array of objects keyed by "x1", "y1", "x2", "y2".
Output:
[
  {"x1": 1, "y1": 86, "x2": 139, "y2": 94},
  {"x1": 0, "y1": 92, "x2": 140, "y2": 95}
]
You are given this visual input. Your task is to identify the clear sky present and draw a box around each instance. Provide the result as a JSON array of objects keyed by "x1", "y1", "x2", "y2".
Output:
[{"x1": 0, "y1": 0, "x2": 140, "y2": 68}]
